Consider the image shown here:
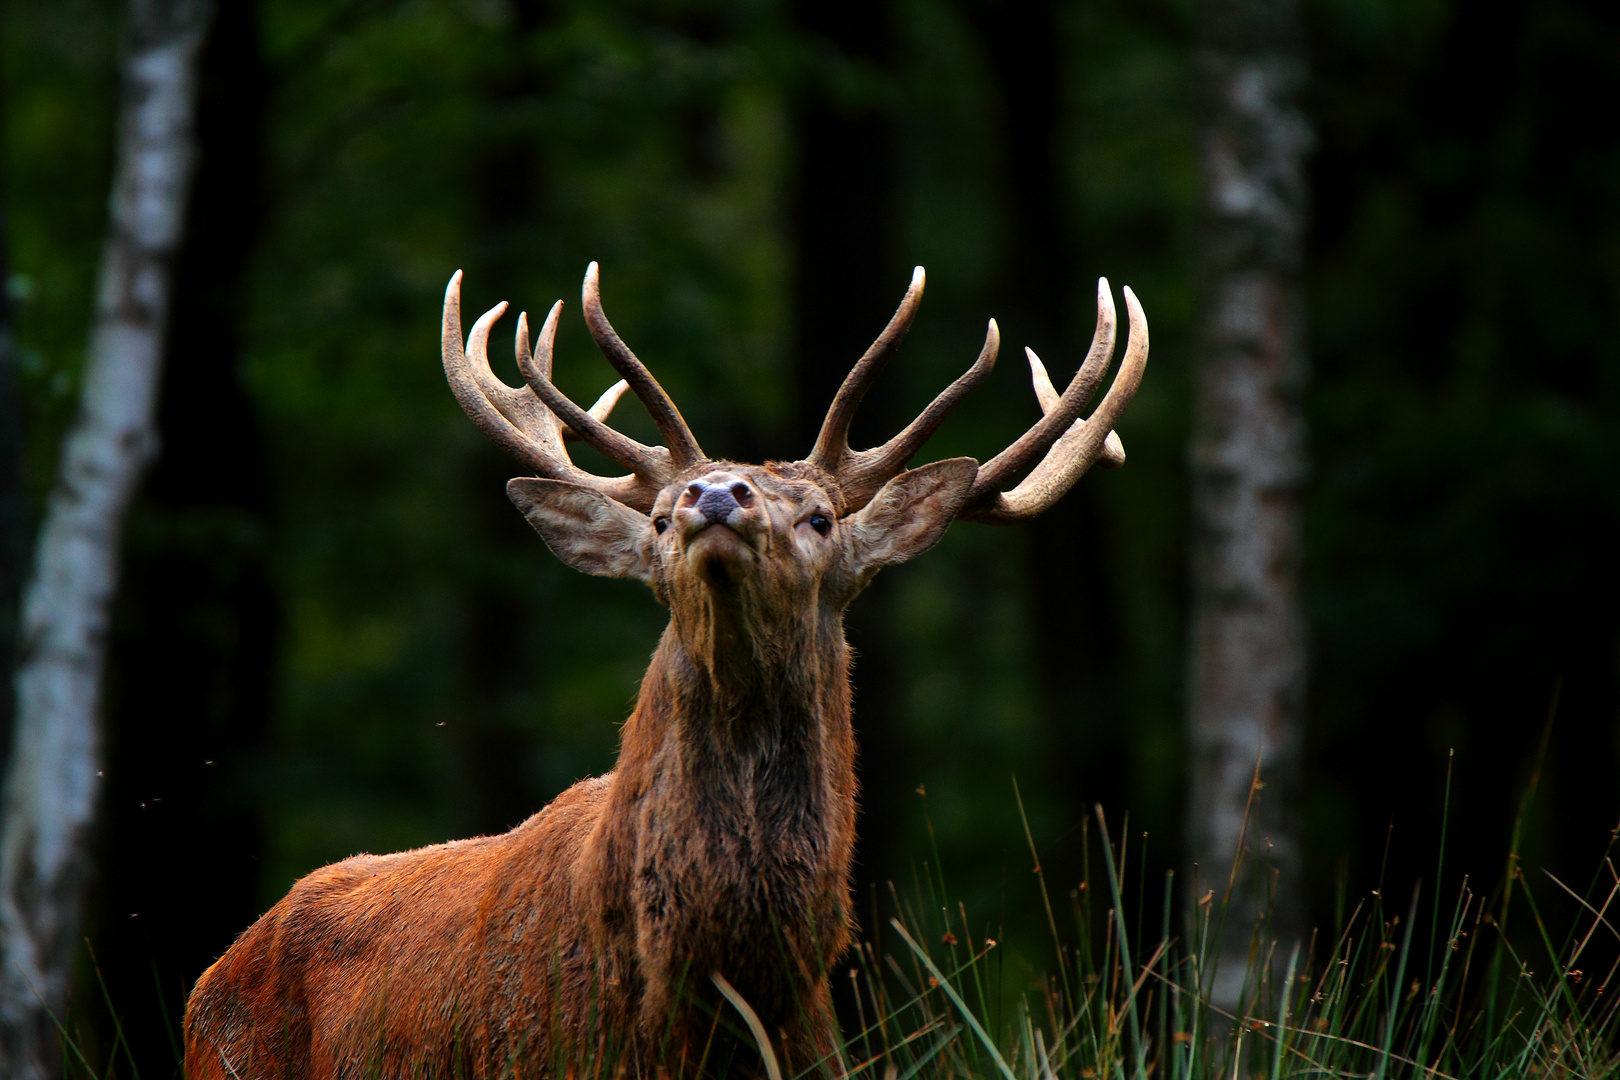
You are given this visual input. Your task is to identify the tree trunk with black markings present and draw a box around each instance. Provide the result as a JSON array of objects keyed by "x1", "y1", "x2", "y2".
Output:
[
  {"x1": 1187, "y1": 0, "x2": 1312, "y2": 1011},
  {"x1": 92, "y1": 1, "x2": 273, "y2": 1074},
  {"x1": 0, "y1": 1, "x2": 211, "y2": 1072}
]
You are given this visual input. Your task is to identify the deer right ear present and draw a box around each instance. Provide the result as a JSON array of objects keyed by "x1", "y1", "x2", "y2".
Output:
[
  {"x1": 846, "y1": 457, "x2": 978, "y2": 572},
  {"x1": 507, "y1": 478, "x2": 656, "y2": 583}
]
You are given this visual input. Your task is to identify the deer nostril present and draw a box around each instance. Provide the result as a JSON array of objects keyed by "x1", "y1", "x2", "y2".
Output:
[
  {"x1": 694, "y1": 483, "x2": 740, "y2": 525},
  {"x1": 729, "y1": 482, "x2": 754, "y2": 506},
  {"x1": 684, "y1": 482, "x2": 705, "y2": 504}
]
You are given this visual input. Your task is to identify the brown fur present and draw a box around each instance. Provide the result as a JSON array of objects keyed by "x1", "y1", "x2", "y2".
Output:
[{"x1": 184, "y1": 459, "x2": 977, "y2": 1079}]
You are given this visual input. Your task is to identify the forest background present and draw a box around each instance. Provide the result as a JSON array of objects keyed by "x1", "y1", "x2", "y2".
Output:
[{"x1": 1, "y1": 0, "x2": 1617, "y2": 1072}]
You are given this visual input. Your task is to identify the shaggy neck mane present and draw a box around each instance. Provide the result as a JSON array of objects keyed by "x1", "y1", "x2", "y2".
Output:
[
  {"x1": 642, "y1": 595, "x2": 848, "y2": 776},
  {"x1": 597, "y1": 589, "x2": 855, "y2": 873}
]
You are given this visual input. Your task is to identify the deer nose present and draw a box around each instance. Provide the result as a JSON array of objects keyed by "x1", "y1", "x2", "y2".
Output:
[{"x1": 686, "y1": 479, "x2": 755, "y2": 525}]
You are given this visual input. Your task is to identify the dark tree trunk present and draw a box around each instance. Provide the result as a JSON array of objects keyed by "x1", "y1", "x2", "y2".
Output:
[
  {"x1": 788, "y1": 0, "x2": 903, "y2": 898},
  {"x1": 93, "y1": 1, "x2": 273, "y2": 1072},
  {"x1": 0, "y1": 0, "x2": 214, "y2": 1073},
  {"x1": 456, "y1": 0, "x2": 556, "y2": 837},
  {"x1": 961, "y1": 0, "x2": 1127, "y2": 863},
  {"x1": 1187, "y1": 0, "x2": 1312, "y2": 1011},
  {"x1": 457, "y1": 447, "x2": 548, "y2": 835}
]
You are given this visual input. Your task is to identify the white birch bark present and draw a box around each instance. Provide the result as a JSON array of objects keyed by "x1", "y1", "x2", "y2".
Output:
[
  {"x1": 0, "y1": 1, "x2": 211, "y2": 1073},
  {"x1": 1187, "y1": 0, "x2": 1313, "y2": 1014}
]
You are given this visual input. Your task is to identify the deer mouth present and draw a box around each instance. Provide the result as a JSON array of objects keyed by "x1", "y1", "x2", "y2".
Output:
[
  {"x1": 684, "y1": 523, "x2": 759, "y2": 583},
  {"x1": 687, "y1": 522, "x2": 756, "y2": 553}
]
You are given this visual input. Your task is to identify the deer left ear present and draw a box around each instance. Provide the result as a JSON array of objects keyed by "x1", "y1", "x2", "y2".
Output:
[
  {"x1": 508, "y1": 478, "x2": 656, "y2": 583},
  {"x1": 847, "y1": 457, "x2": 978, "y2": 572}
]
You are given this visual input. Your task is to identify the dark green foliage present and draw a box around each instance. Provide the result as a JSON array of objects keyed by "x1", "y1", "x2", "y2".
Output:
[{"x1": 1304, "y1": 0, "x2": 1620, "y2": 915}]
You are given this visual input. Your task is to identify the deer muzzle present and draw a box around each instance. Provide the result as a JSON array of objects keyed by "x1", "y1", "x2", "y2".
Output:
[
  {"x1": 693, "y1": 480, "x2": 752, "y2": 524},
  {"x1": 676, "y1": 473, "x2": 763, "y2": 555}
]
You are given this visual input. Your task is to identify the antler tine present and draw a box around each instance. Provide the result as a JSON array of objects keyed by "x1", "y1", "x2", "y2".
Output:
[
  {"x1": 962, "y1": 285, "x2": 1148, "y2": 523},
  {"x1": 443, "y1": 272, "x2": 556, "y2": 475},
  {"x1": 441, "y1": 272, "x2": 662, "y2": 512},
  {"x1": 833, "y1": 318, "x2": 1001, "y2": 512},
  {"x1": 516, "y1": 299, "x2": 675, "y2": 490},
  {"x1": 515, "y1": 303, "x2": 631, "y2": 442},
  {"x1": 582, "y1": 262, "x2": 706, "y2": 470},
  {"x1": 511, "y1": 302, "x2": 631, "y2": 440},
  {"x1": 806, "y1": 266, "x2": 927, "y2": 475},
  {"x1": 567, "y1": 381, "x2": 632, "y2": 440},
  {"x1": 1026, "y1": 347, "x2": 1125, "y2": 468},
  {"x1": 967, "y1": 277, "x2": 1119, "y2": 501}
]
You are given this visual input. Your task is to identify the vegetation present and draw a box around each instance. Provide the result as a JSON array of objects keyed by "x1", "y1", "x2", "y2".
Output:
[
  {"x1": 61, "y1": 775, "x2": 1620, "y2": 1078},
  {"x1": 833, "y1": 816, "x2": 1620, "y2": 1080}
]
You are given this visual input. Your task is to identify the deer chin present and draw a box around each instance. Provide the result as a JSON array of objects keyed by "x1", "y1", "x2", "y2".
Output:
[{"x1": 682, "y1": 524, "x2": 761, "y2": 589}]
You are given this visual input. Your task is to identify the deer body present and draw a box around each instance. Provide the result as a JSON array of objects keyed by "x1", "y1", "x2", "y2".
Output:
[
  {"x1": 185, "y1": 265, "x2": 1147, "y2": 1078},
  {"x1": 187, "y1": 605, "x2": 855, "y2": 1075}
]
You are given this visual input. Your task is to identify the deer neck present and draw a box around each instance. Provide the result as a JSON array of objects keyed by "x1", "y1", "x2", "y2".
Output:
[
  {"x1": 667, "y1": 593, "x2": 847, "y2": 754},
  {"x1": 612, "y1": 592, "x2": 855, "y2": 845},
  {"x1": 578, "y1": 599, "x2": 857, "y2": 1025},
  {"x1": 668, "y1": 579, "x2": 845, "y2": 724}
]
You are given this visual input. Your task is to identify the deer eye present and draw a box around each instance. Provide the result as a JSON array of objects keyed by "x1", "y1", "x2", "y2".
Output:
[
  {"x1": 653, "y1": 516, "x2": 670, "y2": 535},
  {"x1": 809, "y1": 514, "x2": 832, "y2": 537}
]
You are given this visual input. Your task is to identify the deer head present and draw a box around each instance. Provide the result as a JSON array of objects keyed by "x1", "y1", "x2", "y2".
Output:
[{"x1": 442, "y1": 263, "x2": 1148, "y2": 650}]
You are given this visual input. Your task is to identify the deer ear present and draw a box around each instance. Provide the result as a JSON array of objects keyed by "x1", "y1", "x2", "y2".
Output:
[
  {"x1": 847, "y1": 457, "x2": 978, "y2": 571},
  {"x1": 507, "y1": 478, "x2": 656, "y2": 583}
]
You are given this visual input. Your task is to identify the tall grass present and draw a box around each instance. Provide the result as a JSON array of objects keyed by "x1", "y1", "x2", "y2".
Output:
[
  {"x1": 815, "y1": 765, "x2": 1620, "y2": 1080},
  {"x1": 65, "y1": 783, "x2": 1620, "y2": 1079}
]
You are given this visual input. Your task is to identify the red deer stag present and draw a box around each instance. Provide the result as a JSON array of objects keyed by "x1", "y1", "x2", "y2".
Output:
[{"x1": 184, "y1": 263, "x2": 1147, "y2": 1078}]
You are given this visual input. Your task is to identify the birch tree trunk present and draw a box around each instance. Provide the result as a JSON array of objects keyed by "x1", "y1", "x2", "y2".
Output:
[
  {"x1": 0, "y1": 1, "x2": 211, "y2": 1072},
  {"x1": 1186, "y1": 0, "x2": 1312, "y2": 1012}
]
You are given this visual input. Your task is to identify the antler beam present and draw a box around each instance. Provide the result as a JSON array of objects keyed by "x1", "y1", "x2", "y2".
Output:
[
  {"x1": 807, "y1": 266, "x2": 927, "y2": 481},
  {"x1": 581, "y1": 264, "x2": 706, "y2": 471}
]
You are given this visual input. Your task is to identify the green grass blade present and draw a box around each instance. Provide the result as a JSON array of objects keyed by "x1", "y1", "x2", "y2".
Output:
[{"x1": 889, "y1": 919, "x2": 1019, "y2": 1080}]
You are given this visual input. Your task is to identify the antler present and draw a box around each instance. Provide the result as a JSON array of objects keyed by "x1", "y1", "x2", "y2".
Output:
[
  {"x1": 442, "y1": 268, "x2": 706, "y2": 513},
  {"x1": 959, "y1": 280, "x2": 1147, "y2": 523},
  {"x1": 807, "y1": 267, "x2": 1002, "y2": 511},
  {"x1": 805, "y1": 272, "x2": 1148, "y2": 522},
  {"x1": 581, "y1": 263, "x2": 706, "y2": 471}
]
